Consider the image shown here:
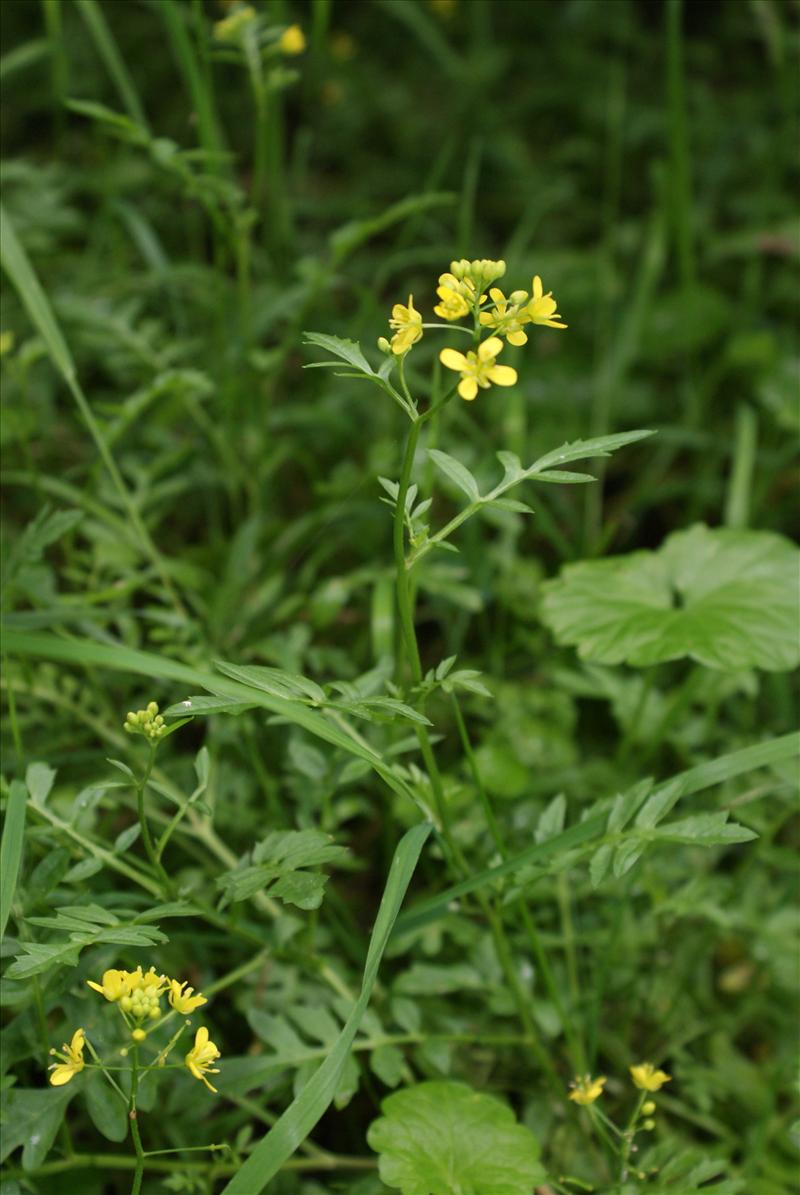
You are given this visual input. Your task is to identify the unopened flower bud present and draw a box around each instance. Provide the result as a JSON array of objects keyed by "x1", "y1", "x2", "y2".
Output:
[
  {"x1": 132, "y1": 1028, "x2": 146, "y2": 1042},
  {"x1": 377, "y1": 336, "x2": 391, "y2": 353},
  {"x1": 642, "y1": 1100, "x2": 656, "y2": 1116},
  {"x1": 643, "y1": 1118, "x2": 656, "y2": 1131}
]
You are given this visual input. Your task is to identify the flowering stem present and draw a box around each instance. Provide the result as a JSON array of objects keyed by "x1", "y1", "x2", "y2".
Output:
[
  {"x1": 617, "y1": 1091, "x2": 646, "y2": 1187},
  {"x1": 128, "y1": 1046, "x2": 145, "y2": 1195},
  {"x1": 135, "y1": 744, "x2": 173, "y2": 894},
  {"x1": 451, "y1": 693, "x2": 585, "y2": 1072},
  {"x1": 391, "y1": 392, "x2": 561, "y2": 1092}
]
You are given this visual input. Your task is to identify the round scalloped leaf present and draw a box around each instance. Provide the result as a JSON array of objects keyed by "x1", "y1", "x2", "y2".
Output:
[
  {"x1": 539, "y1": 524, "x2": 799, "y2": 671},
  {"x1": 366, "y1": 1080, "x2": 545, "y2": 1195}
]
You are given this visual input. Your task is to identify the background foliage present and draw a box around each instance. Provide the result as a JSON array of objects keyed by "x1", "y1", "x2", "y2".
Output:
[{"x1": 1, "y1": 1, "x2": 798, "y2": 1193}]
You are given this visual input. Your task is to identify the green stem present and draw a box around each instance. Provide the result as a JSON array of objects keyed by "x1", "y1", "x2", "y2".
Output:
[
  {"x1": 618, "y1": 1091, "x2": 646, "y2": 1187},
  {"x1": 135, "y1": 745, "x2": 172, "y2": 893},
  {"x1": 129, "y1": 1046, "x2": 145, "y2": 1195},
  {"x1": 391, "y1": 392, "x2": 561, "y2": 1093}
]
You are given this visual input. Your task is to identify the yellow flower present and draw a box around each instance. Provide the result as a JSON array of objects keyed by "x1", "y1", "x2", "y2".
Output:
[
  {"x1": 479, "y1": 287, "x2": 531, "y2": 346},
  {"x1": 169, "y1": 979, "x2": 208, "y2": 1015},
  {"x1": 568, "y1": 1074, "x2": 606, "y2": 1105},
  {"x1": 526, "y1": 275, "x2": 567, "y2": 329},
  {"x1": 279, "y1": 24, "x2": 306, "y2": 55},
  {"x1": 49, "y1": 1028, "x2": 86, "y2": 1086},
  {"x1": 389, "y1": 295, "x2": 423, "y2": 355},
  {"x1": 432, "y1": 283, "x2": 471, "y2": 322},
  {"x1": 630, "y1": 1062, "x2": 671, "y2": 1092},
  {"x1": 439, "y1": 336, "x2": 517, "y2": 401},
  {"x1": 185, "y1": 1026, "x2": 221, "y2": 1093},
  {"x1": 87, "y1": 968, "x2": 133, "y2": 1002}
]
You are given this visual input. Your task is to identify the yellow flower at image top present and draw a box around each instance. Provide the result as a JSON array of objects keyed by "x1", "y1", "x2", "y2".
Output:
[
  {"x1": 49, "y1": 1028, "x2": 86, "y2": 1086},
  {"x1": 389, "y1": 295, "x2": 424, "y2": 355},
  {"x1": 279, "y1": 24, "x2": 306, "y2": 55},
  {"x1": 527, "y1": 274, "x2": 567, "y2": 328},
  {"x1": 169, "y1": 979, "x2": 208, "y2": 1015},
  {"x1": 439, "y1": 336, "x2": 517, "y2": 401},
  {"x1": 479, "y1": 287, "x2": 532, "y2": 346},
  {"x1": 185, "y1": 1026, "x2": 222, "y2": 1092},
  {"x1": 630, "y1": 1062, "x2": 671, "y2": 1092},
  {"x1": 568, "y1": 1074, "x2": 607, "y2": 1105}
]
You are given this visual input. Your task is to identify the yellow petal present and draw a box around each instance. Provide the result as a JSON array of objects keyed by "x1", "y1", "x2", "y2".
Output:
[
  {"x1": 544, "y1": 318, "x2": 567, "y2": 329},
  {"x1": 487, "y1": 364, "x2": 517, "y2": 386},
  {"x1": 458, "y1": 378, "x2": 478, "y2": 400},
  {"x1": 507, "y1": 330, "x2": 528, "y2": 346},
  {"x1": 439, "y1": 348, "x2": 468, "y2": 372},
  {"x1": 532, "y1": 275, "x2": 543, "y2": 299},
  {"x1": 489, "y1": 287, "x2": 506, "y2": 303},
  {"x1": 49, "y1": 1064, "x2": 76, "y2": 1086},
  {"x1": 478, "y1": 337, "x2": 503, "y2": 360}
]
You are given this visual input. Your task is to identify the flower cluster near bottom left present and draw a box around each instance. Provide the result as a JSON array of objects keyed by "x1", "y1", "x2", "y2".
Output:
[{"x1": 49, "y1": 965, "x2": 221, "y2": 1093}]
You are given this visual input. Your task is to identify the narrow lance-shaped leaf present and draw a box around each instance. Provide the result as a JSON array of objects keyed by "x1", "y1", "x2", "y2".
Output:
[{"x1": 0, "y1": 781, "x2": 27, "y2": 939}]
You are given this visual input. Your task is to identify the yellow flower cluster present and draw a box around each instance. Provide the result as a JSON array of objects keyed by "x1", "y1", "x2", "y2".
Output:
[
  {"x1": 568, "y1": 1061, "x2": 672, "y2": 1105},
  {"x1": 87, "y1": 966, "x2": 208, "y2": 1018},
  {"x1": 50, "y1": 966, "x2": 221, "y2": 1092},
  {"x1": 124, "y1": 700, "x2": 167, "y2": 741},
  {"x1": 383, "y1": 257, "x2": 566, "y2": 401}
]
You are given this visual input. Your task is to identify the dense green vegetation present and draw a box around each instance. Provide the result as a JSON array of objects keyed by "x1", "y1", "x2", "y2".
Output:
[{"x1": 1, "y1": 1, "x2": 798, "y2": 1193}]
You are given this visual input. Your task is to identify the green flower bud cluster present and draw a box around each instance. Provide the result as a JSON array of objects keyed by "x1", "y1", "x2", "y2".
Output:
[
  {"x1": 449, "y1": 258, "x2": 506, "y2": 289},
  {"x1": 124, "y1": 701, "x2": 167, "y2": 740},
  {"x1": 121, "y1": 987, "x2": 162, "y2": 1021}
]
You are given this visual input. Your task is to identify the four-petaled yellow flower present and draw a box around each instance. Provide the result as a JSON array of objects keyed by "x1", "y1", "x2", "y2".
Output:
[
  {"x1": 479, "y1": 287, "x2": 531, "y2": 345},
  {"x1": 49, "y1": 1028, "x2": 86, "y2": 1086},
  {"x1": 169, "y1": 979, "x2": 208, "y2": 1015},
  {"x1": 185, "y1": 1026, "x2": 221, "y2": 1093},
  {"x1": 389, "y1": 295, "x2": 423, "y2": 355},
  {"x1": 527, "y1": 275, "x2": 567, "y2": 328},
  {"x1": 439, "y1": 336, "x2": 517, "y2": 401},
  {"x1": 87, "y1": 968, "x2": 133, "y2": 1002},
  {"x1": 630, "y1": 1062, "x2": 671, "y2": 1091},
  {"x1": 279, "y1": 24, "x2": 306, "y2": 55},
  {"x1": 568, "y1": 1073, "x2": 607, "y2": 1105}
]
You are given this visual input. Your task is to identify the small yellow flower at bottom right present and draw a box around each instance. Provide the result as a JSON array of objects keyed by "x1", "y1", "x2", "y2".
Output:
[
  {"x1": 630, "y1": 1062, "x2": 671, "y2": 1092},
  {"x1": 185, "y1": 1026, "x2": 221, "y2": 1093}
]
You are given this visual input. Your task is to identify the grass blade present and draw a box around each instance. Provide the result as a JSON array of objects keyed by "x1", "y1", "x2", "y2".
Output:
[
  {"x1": 157, "y1": 0, "x2": 227, "y2": 170},
  {"x1": 74, "y1": 0, "x2": 149, "y2": 130},
  {"x1": 220, "y1": 821, "x2": 431, "y2": 1195},
  {"x1": 0, "y1": 780, "x2": 27, "y2": 939},
  {"x1": 2, "y1": 630, "x2": 414, "y2": 805},
  {"x1": 395, "y1": 733, "x2": 800, "y2": 936},
  {"x1": 0, "y1": 203, "x2": 75, "y2": 382},
  {"x1": 0, "y1": 205, "x2": 183, "y2": 615}
]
